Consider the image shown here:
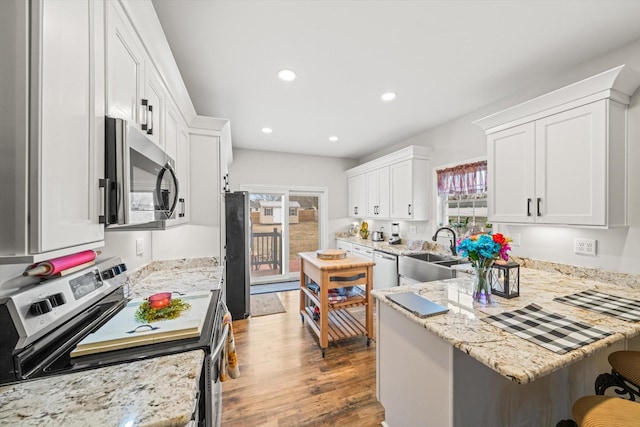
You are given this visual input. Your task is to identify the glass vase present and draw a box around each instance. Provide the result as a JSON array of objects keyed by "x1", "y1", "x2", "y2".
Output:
[{"x1": 472, "y1": 264, "x2": 492, "y2": 304}]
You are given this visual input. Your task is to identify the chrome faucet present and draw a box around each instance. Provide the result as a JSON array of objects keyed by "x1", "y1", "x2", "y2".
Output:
[{"x1": 432, "y1": 227, "x2": 457, "y2": 255}]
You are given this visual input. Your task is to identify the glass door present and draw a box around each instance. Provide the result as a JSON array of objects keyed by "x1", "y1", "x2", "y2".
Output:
[
  {"x1": 244, "y1": 186, "x2": 326, "y2": 284},
  {"x1": 287, "y1": 192, "x2": 320, "y2": 275}
]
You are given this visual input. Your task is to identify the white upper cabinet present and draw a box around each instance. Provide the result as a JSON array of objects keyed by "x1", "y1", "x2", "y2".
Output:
[
  {"x1": 142, "y1": 60, "x2": 165, "y2": 148},
  {"x1": 476, "y1": 65, "x2": 640, "y2": 227},
  {"x1": 389, "y1": 158, "x2": 431, "y2": 220},
  {"x1": 348, "y1": 174, "x2": 366, "y2": 217},
  {"x1": 346, "y1": 146, "x2": 432, "y2": 221},
  {"x1": 366, "y1": 167, "x2": 390, "y2": 218},
  {"x1": 0, "y1": 0, "x2": 105, "y2": 262},
  {"x1": 106, "y1": 0, "x2": 143, "y2": 124}
]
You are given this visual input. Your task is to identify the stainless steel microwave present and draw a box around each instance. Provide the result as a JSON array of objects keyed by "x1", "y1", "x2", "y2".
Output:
[{"x1": 102, "y1": 117, "x2": 179, "y2": 228}]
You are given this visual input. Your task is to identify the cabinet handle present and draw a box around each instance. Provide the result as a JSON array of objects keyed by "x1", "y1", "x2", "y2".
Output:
[
  {"x1": 141, "y1": 99, "x2": 149, "y2": 130},
  {"x1": 147, "y1": 104, "x2": 154, "y2": 135},
  {"x1": 98, "y1": 178, "x2": 110, "y2": 224},
  {"x1": 527, "y1": 198, "x2": 532, "y2": 216},
  {"x1": 537, "y1": 198, "x2": 542, "y2": 217},
  {"x1": 408, "y1": 204, "x2": 411, "y2": 216},
  {"x1": 354, "y1": 207, "x2": 358, "y2": 215},
  {"x1": 179, "y1": 198, "x2": 185, "y2": 218}
]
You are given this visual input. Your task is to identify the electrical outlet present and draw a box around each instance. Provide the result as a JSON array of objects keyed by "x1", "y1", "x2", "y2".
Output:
[
  {"x1": 136, "y1": 238, "x2": 144, "y2": 256},
  {"x1": 574, "y1": 238, "x2": 596, "y2": 256},
  {"x1": 409, "y1": 226, "x2": 417, "y2": 234}
]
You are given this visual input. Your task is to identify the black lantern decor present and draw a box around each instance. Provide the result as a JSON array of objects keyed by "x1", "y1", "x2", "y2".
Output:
[{"x1": 490, "y1": 261, "x2": 520, "y2": 298}]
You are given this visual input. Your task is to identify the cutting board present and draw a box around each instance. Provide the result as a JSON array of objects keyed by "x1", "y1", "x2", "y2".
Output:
[
  {"x1": 71, "y1": 291, "x2": 213, "y2": 358},
  {"x1": 316, "y1": 249, "x2": 347, "y2": 260}
]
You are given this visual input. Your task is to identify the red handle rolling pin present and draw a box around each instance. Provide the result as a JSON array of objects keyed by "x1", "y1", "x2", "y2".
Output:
[{"x1": 23, "y1": 250, "x2": 101, "y2": 277}]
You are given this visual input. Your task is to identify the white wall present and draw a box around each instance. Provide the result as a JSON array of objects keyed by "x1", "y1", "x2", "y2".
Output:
[
  {"x1": 364, "y1": 38, "x2": 640, "y2": 275},
  {"x1": 229, "y1": 148, "x2": 358, "y2": 248}
]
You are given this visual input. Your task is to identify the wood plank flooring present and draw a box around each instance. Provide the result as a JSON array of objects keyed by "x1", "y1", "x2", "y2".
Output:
[{"x1": 221, "y1": 290, "x2": 385, "y2": 426}]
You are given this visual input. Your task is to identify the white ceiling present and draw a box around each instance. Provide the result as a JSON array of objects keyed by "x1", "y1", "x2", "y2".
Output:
[{"x1": 151, "y1": 0, "x2": 640, "y2": 160}]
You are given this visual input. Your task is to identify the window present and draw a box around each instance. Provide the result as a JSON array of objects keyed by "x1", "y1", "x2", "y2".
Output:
[
  {"x1": 265, "y1": 207, "x2": 273, "y2": 216},
  {"x1": 436, "y1": 161, "x2": 488, "y2": 235},
  {"x1": 289, "y1": 207, "x2": 297, "y2": 216}
]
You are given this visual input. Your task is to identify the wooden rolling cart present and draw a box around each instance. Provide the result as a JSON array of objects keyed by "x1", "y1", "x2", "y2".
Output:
[{"x1": 299, "y1": 251, "x2": 374, "y2": 357}]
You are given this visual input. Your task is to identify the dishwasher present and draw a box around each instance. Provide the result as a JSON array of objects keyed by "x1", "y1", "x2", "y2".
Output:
[{"x1": 373, "y1": 250, "x2": 398, "y2": 289}]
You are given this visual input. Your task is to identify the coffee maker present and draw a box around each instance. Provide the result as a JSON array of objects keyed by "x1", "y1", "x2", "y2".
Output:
[{"x1": 389, "y1": 222, "x2": 401, "y2": 245}]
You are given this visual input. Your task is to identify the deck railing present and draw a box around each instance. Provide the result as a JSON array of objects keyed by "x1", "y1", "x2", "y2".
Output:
[{"x1": 251, "y1": 227, "x2": 282, "y2": 272}]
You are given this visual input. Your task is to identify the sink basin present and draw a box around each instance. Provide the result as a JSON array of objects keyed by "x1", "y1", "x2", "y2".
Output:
[
  {"x1": 399, "y1": 253, "x2": 462, "y2": 283},
  {"x1": 405, "y1": 253, "x2": 453, "y2": 263},
  {"x1": 433, "y1": 259, "x2": 471, "y2": 267}
]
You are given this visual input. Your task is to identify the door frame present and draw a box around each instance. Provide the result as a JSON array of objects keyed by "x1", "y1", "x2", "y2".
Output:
[{"x1": 240, "y1": 184, "x2": 328, "y2": 284}]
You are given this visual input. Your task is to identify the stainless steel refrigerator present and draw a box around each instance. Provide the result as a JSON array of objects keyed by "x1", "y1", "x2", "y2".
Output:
[{"x1": 224, "y1": 191, "x2": 250, "y2": 319}]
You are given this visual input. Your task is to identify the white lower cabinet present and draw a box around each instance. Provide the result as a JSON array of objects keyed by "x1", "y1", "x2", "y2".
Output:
[
  {"x1": 0, "y1": 0, "x2": 104, "y2": 261},
  {"x1": 336, "y1": 240, "x2": 353, "y2": 253}
]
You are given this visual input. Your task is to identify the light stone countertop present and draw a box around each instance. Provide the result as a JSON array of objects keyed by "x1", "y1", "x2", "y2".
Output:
[
  {"x1": 0, "y1": 258, "x2": 223, "y2": 426},
  {"x1": 372, "y1": 268, "x2": 640, "y2": 384},
  {"x1": 335, "y1": 235, "x2": 451, "y2": 257},
  {"x1": 129, "y1": 257, "x2": 223, "y2": 298},
  {"x1": 0, "y1": 350, "x2": 204, "y2": 426}
]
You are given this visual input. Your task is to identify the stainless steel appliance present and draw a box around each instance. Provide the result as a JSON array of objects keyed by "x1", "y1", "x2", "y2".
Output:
[
  {"x1": 102, "y1": 117, "x2": 180, "y2": 229},
  {"x1": 0, "y1": 257, "x2": 227, "y2": 426},
  {"x1": 389, "y1": 222, "x2": 401, "y2": 245},
  {"x1": 371, "y1": 228, "x2": 384, "y2": 242},
  {"x1": 224, "y1": 191, "x2": 251, "y2": 320},
  {"x1": 373, "y1": 250, "x2": 398, "y2": 289}
]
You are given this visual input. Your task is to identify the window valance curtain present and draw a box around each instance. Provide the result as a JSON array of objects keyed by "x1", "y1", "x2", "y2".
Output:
[{"x1": 436, "y1": 161, "x2": 487, "y2": 196}]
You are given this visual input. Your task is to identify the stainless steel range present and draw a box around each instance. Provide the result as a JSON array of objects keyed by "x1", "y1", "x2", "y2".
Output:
[{"x1": 0, "y1": 257, "x2": 226, "y2": 426}]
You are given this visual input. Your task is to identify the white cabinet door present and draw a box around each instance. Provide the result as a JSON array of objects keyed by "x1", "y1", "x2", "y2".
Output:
[
  {"x1": 177, "y1": 126, "x2": 190, "y2": 223},
  {"x1": 534, "y1": 102, "x2": 606, "y2": 225},
  {"x1": 106, "y1": 0, "x2": 143, "y2": 124},
  {"x1": 390, "y1": 160, "x2": 412, "y2": 219},
  {"x1": 487, "y1": 123, "x2": 536, "y2": 224},
  {"x1": 142, "y1": 62, "x2": 165, "y2": 148},
  {"x1": 348, "y1": 174, "x2": 366, "y2": 217},
  {"x1": 390, "y1": 159, "x2": 431, "y2": 220},
  {"x1": 366, "y1": 167, "x2": 389, "y2": 218},
  {"x1": 36, "y1": 0, "x2": 104, "y2": 252},
  {"x1": 336, "y1": 240, "x2": 353, "y2": 253}
]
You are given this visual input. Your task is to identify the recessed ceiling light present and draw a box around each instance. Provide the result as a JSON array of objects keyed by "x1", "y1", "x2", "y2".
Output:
[
  {"x1": 278, "y1": 69, "x2": 296, "y2": 81},
  {"x1": 261, "y1": 127, "x2": 273, "y2": 134},
  {"x1": 329, "y1": 136, "x2": 339, "y2": 142},
  {"x1": 381, "y1": 91, "x2": 397, "y2": 102}
]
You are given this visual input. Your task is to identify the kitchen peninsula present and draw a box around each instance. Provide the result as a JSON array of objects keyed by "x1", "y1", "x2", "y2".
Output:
[{"x1": 373, "y1": 269, "x2": 640, "y2": 426}]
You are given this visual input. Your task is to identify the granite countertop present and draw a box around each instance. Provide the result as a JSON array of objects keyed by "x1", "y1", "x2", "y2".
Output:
[
  {"x1": 0, "y1": 258, "x2": 224, "y2": 426},
  {"x1": 372, "y1": 268, "x2": 640, "y2": 384},
  {"x1": 336, "y1": 235, "x2": 452, "y2": 257},
  {"x1": 0, "y1": 350, "x2": 204, "y2": 426},
  {"x1": 129, "y1": 257, "x2": 223, "y2": 298}
]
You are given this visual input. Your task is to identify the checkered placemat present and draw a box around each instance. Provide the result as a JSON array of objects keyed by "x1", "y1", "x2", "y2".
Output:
[
  {"x1": 482, "y1": 304, "x2": 612, "y2": 355},
  {"x1": 554, "y1": 290, "x2": 640, "y2": 322}
]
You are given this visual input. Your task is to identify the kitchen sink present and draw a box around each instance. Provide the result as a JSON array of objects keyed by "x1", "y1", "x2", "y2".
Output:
[
  {"x1": 399, "y1": 253, "x2": 470, "y2": 283},
  {"x1": 405, "y1": 252, "x2": 452, "y2": 263}
]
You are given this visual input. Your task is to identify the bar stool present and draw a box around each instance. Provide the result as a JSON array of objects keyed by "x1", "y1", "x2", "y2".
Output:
[
  {"x1": 572, "y1": 395, "x2": 640, "y2": 426},
  {"x1": 595, "y1": 351, "x2": 640, "y2": 401}
]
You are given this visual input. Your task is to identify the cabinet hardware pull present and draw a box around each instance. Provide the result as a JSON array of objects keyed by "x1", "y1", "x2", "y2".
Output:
[
  {"x1": 408, "y1": 204, "x2": 411, "y2": 215},
  {"x1": 98, "y1": 178, "x2": 110, "y2": 224},
  {"x1": 330, "y1": 273, "x2": 366, "y2": 282},
  {"x1": 141, "y1": 99, "x2": 149, "y2": 130},
  {"x1": 537, "y1": 198, "x2": 542, "y2": 217},
  {"x1": 147, "y1": 105, "x2": 154, "y2": 135},
  {"x1": 527, "y1": 198, "x2": 532, "y2": 216},
  {"x1": 179, "y1": 198, "x2": 185, "y2": 218}
]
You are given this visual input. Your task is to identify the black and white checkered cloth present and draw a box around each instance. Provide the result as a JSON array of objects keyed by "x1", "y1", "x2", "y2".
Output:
[
  {"x1": 482, "y1": 304, "x2": 612, "y2": 355},
  {"x1": 554, "y1": 290, "x2": 640, "y2": 322}
]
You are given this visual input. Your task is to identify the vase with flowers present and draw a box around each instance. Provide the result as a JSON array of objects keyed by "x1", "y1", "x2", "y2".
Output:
[{"x1": 456, "y1": 233, "x2": 512, "y2": 304}]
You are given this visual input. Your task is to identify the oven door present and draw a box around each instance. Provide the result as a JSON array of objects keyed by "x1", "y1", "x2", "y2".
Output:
[{"x1": 207, "y1": 302, "x2": 230, "y2": 427}]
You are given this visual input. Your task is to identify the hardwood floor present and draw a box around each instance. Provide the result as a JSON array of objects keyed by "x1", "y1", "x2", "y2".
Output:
[{"x1": 221, "y1": 290, "x2": 385, "y2": 426}]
